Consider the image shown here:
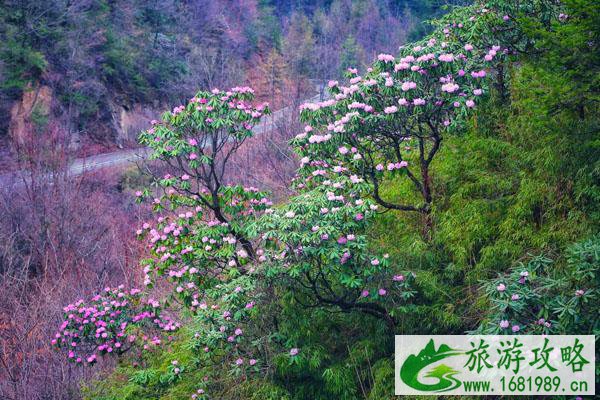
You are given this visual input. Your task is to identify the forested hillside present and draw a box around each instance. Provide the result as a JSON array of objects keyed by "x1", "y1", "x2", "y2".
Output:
[
  {"x1": 1, "y1": 1, "x2": 599, "y2": 400},
  {"x1": 0, "y1": 0, "x2": 456, "y2": 150}
]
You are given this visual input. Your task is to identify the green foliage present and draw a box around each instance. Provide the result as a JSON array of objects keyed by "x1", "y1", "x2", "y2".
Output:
[
  {"x1": 476, "y1": 235, "x2": 600, "y2": 335},
  {"x1": 0, "y1": 40, "x2": 47, "y2": 95},
  {"x1": 80, "y1": 1, "x2": 600, "y2": 399},
  {"x1": 339, "y1": 35, "x2": 363, "y2": 75}
]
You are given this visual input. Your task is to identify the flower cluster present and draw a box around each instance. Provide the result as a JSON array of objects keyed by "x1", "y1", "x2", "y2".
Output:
[
  {"x1": 137, "y1": 185, "x2": 271, "y2": 308},
  {"x1": 52, "y1": 286, "x2": 177, "y2": 363},
  {"x1": 139, "y1": 87, "x2": 269, "y2": 175},
  {"x1": 293, "y1": 7, "x2": 508, "y2": 215}
]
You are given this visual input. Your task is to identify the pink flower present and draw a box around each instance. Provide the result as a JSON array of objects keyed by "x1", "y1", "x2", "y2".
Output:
[
  {"x1": 473, "y1": 89, "x2": 483, "y2": 96},
  {"x1": 135, "y1": 191, "x2": 143, "y2": 197},
  {"x1": 511, "y1": 325, "x2": 520, "y2": 332},
  {"x1": 338, "y1": 146, "x2": 349, "y2": 155},
  {"x1": 413, "y1": 98, "x2": 426, "y2": 106},
  {"x1": 384, "y1": 106, "x2": 398, "y2": 114},
  {"x1": 377, "y1": 53, "x2": 395, "y2": 62},
  {"x1": 398, "y1": 98, "x2": 408, "y2": 106},
  {"x1": 438, "y1": 53, "x2": 454, "y2": 62},
  {"x1": 371, "y1": 259, "x2": 380, "y2": 266},
  {"x1": 497, "y1": 283, "x2": 506, "y2": 292},
  {"x1": 499, "y1": 320, "x2": 509, "y2": 329},
  {"x1": 511, "y1": 294, "x2": 520, "y2": 301},
  {"x1": 442, "y1": 83, "x2": 459, "y2": 93},
  {"x1": 401, "y1": 81, "x2": 417, "y2": 91},
  {"x1": 181, "y1": 174, "x2": 190, "y2": 181},
  {"x1": 188, "y1": 138, "x2": 197, "y2": 146},
  {"x1": 289, "y1": 348, "x2": 299, "y2": 356},
  {"x1": 249, "y1": 359, "x2": 257, "y2": 366},
  {"x1": 361, "y1": 290, "x2": 369, "y2": 297},
  {"x1": 189, "y1": 153, "x2": 198, "y2": 160},
  {"x1": 235, "y1": 358, "x2": 244, "y2": 365},
  {"x1": 393, "y1": 275, "x2": 404, "y2": 281},
  {"x1": 378, "y1": 288, "x2": 387, "y2": 296},
  {"x1": 465, "y1": 100, "x2": 475, "y2": 108},
  {"x1": 464, "y1": 44, "x2": 474, "y2": 51}
]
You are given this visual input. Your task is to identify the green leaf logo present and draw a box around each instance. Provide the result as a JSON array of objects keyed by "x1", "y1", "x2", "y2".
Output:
[{"x1": 400, "y1": 339, "x2": 463, "y2": 392}]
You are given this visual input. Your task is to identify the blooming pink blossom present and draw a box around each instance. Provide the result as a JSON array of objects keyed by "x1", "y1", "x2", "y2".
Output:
[
  {"x1": 438, "y1": 53, "x2": 454, "y2": 62},
  {"x1": 441, "y1": 83, "x2": 459, "y2": 93},
  {"x1": 377, "y1": 53, "x2": 395, "y2": 62},
  {"x1": 401, "y1": 81, "x2": 417, "y2": 92}
]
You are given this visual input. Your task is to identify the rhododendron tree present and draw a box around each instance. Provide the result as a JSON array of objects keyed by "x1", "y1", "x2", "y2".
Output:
[
  {"x1": 429, "y1": 0, "x2": 563, "y2": 100},
  {"x1": 137, "y1": 87, "x2": 271, "y2": 302},
  {"x1": 52, "y1": 286, "x2": 177, "y2": 364},
  {"x1": 431, "y1": 0, "x2": 561, "y2": 55},
  {"x1": 260, "y1": 172, "x2": 415, "y2": 328},
  {"x1": 53, "y1": 87, "x2": 274, "y2": 373},
  {"x1": 296, "y1": 36, "x2": 501, "y2": 222},
  {"x1": 294, "y1": 0, "x2": 563, "y2": 231},
  {"x1": 130, "y1": 87, "x2": 281, "y2": 390}
]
